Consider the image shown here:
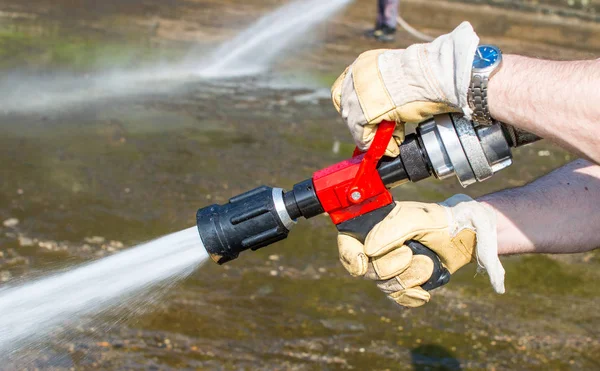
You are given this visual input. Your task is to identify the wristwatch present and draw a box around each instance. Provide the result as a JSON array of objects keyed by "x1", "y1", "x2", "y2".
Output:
[{"x1": 468, "y1": 44, "x2": 503, "y2": 126}]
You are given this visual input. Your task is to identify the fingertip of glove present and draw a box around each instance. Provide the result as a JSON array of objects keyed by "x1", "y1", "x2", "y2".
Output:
[
  {"x1": 337, "y1": 234, "x2": 369, "y2": 277},
  {"x1": 341, "y1": 255, "x2": 368, "y2": 277},
  {"x1": 331, "y1": 66, "x2": 351, "y2": 112},
  {"x1": 388, "y1": 287, "x2": 431, "y2": 308},
  {"x1": 384, "y1": 145, "x2": 400, "y2": 158},
  {"x1": 371, "y1": 246, "x2": 413, "y2": 280}
]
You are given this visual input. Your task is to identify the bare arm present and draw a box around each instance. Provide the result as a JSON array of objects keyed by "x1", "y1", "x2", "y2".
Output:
[
  {"x1": 478, "y1": 160, "x2": 600, "y2": 255},
  {"x1": 488, "y1": 55, "x2": 600, "y2": 164}
]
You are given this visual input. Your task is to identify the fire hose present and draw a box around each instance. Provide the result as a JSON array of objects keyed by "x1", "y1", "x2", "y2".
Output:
[{"x1": 196, "y1": 114, "x2": 539, "y2": 291}]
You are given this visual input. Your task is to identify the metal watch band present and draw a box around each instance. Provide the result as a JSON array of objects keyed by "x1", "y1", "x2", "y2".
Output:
[{"x1": 469, "y1": 74, "x2": 493, "y2": 126}]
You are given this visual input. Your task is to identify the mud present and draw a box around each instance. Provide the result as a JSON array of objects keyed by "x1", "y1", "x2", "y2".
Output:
[{"x1": 0, "y1": 0, "x2": 599, "y2": 370}]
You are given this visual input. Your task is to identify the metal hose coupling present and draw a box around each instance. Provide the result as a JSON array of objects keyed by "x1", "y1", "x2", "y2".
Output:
[{"x1": 416, "y1": 113, "x2": 539, "y2": 187}]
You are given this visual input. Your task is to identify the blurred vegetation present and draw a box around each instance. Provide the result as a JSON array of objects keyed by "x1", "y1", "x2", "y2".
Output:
[
  {"x1": 0, "y1": 25, "x2": 186, "y2": 72},
  {"x1": 448, "y1": 0, "x2": 599, "y2": 20}
]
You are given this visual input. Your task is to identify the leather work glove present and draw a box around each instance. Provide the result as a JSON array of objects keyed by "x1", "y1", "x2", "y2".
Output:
[
  {"x1": 337, "y1": 195, "x2": 505, "y2": 308},
  {"x1": 331, "y1": 22, "x2": 479, "y2": 157}
]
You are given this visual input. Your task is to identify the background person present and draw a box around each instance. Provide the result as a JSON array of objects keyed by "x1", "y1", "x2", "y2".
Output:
[{"x1": 365, "y1": 0, "x2": 400, "y2": 42}]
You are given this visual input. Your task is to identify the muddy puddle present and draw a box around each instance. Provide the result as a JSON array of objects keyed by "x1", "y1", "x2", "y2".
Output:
[{"x1": 0, "y1": 0, "x2": 599, "y2": 370}]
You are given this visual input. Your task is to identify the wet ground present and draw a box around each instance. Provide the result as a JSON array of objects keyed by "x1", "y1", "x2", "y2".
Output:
[{"x1": 0, "y1": 0, "x2": 599, "y2": 369}]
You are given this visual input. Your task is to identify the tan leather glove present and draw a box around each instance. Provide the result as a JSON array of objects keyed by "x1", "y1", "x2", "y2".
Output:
[
  {"x1": 338, "y1": 195, "x2": 505, "y2": 308},
  {"x1": 331, "y1": 22, "x2": 479, "y2": 157}
]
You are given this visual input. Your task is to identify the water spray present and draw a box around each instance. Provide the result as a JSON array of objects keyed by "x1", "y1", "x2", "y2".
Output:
[
  {"x1": 196, "y1": 114, "x2": 539, "y2": 290},
  {"x1": 1, "y1": 0, "x2": 352, "y2": 114},
  {"x1": 0, "y1": 227, "x2": 206, "y2": 355},
  {"x1": 197, "y1": 0, "x2": 353, "y2": 77}
]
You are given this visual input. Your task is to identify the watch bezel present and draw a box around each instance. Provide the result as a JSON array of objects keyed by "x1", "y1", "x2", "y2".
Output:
[{"x1": 472, "y1": 44, "x2": 503, "y2": 75}]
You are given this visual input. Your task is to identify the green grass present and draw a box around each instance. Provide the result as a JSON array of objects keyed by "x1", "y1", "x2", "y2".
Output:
[
  {"x1": 0, "y1": 26, "x2": 186, "y2": 72},
  {"x1": 310, "y1": 71, "x2": 343, "y2": 87}
]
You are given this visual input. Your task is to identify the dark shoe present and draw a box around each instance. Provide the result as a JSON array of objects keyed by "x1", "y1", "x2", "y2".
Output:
[
  {"x1": 364, "y1": 27, "x2": 382, "y2": 39},
  {"x1": 374, "y1": 25, "x2": 396, "y2": 42}
]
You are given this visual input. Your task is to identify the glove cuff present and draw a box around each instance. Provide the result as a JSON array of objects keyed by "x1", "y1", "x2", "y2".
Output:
[{"x1": 441, "y1": 194, "x2": 505, "y2": 294}]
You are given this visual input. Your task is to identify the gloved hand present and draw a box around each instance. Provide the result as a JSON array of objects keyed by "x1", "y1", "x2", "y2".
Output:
[
  {"x1": 331, "y1": 22, "x2": 479, "y2": 157},
  {"x1": 337, "y1": 195, "x2": 505, "y2": 308}
]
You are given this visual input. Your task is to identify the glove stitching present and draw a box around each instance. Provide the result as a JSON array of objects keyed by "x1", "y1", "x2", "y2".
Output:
[
  {"x1": 373, "y1": 252, "x2": 411, "y2": 280},
  {"x1": 420, "y1": 46, "x2": 447, "y2": 103},
  {"x1": 368, "y1": 107, "x2": 401, "y2": 124},
  {"x1": 394, "y1": 275, "x2": 409, "y2": 290},
  {"x1": 451, "y1": 231, "x2": 477, "y2": 263},
  {"x1": 377, "y1": 54, "x2": 401, "y2": 123},
  {"x1": 359, "y1": 252, "x2": 369, "y2": 275},
  {"x1": 331, "y1": 67, "x2": 349, "y2": 113},
  {"x1": 368, "y1": 225, "x2": 448, "y2": 257},
  {"x1": 416, "y1": 46, "x2": 435, "y2": 100}
]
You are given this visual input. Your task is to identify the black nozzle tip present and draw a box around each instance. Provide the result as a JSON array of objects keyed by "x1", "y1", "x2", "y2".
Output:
[{"x1": 196, "y1": 186, "x2": 291, "y2": 265}]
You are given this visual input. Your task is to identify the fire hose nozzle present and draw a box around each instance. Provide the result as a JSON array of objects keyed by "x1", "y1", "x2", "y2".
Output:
[
  {"x1": 196, "y1": 114, "x2": 540, "y2": 265},
  {"x1": 196, "y1": 186, "x2": 297, "y2": 264}
]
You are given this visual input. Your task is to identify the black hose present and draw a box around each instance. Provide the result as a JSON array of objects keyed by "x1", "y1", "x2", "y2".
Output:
[{"x1": 501, "y1": 124, "x2": 542, "y2": 147}]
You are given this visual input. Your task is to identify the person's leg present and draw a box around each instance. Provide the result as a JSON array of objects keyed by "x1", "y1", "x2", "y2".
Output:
[
  {"x1": 365, "y1": 0, "x2": 386, "y2": 38},
  {"x1": 382, "y1": 0, "x2": 399, "y2": 30},
  {"x1": 373, "y1": 0, "x2": 398, "y2": 41},
  {"x1": 376, "y1": 0, "x2": 386, "y2": 29},
  {"x1": 368, "y1": 0, "x2": 399, "y2": 41}
]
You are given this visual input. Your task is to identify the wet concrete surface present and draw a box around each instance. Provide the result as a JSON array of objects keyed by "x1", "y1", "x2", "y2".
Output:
[{"x1": 0, "y1": 0, "x2": 599, "y2": 370}]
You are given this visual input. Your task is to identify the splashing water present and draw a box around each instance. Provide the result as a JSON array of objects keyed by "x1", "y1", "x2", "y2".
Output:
[
  {"x1": 197, "y1": 0, "x2": 353, "y2": 78},
  {"x1": 0, "y1": 0, "x2": 353, "y2": 356},
  {"x1": 1, "y1": 66, "x2": 194, "y2": 115},
  {"x1": 0, "y1": 227, "x2": 207, "y2": 355},
  {"x1": 0, "y1": 0, "x2": 352, "y2": 114}
]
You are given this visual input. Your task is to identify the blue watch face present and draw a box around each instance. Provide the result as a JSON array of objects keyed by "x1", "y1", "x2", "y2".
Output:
[{"x1": 473, "y1": 45, "x2": 500, "y2": 69}]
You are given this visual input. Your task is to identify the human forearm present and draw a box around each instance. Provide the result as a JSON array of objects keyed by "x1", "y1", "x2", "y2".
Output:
[
  {"x1": 488, "y1": 55, "x2": 600, "y2": 163},
  {"x1": 478, "y1": 160, "x2": 600, "y2": 255}
]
